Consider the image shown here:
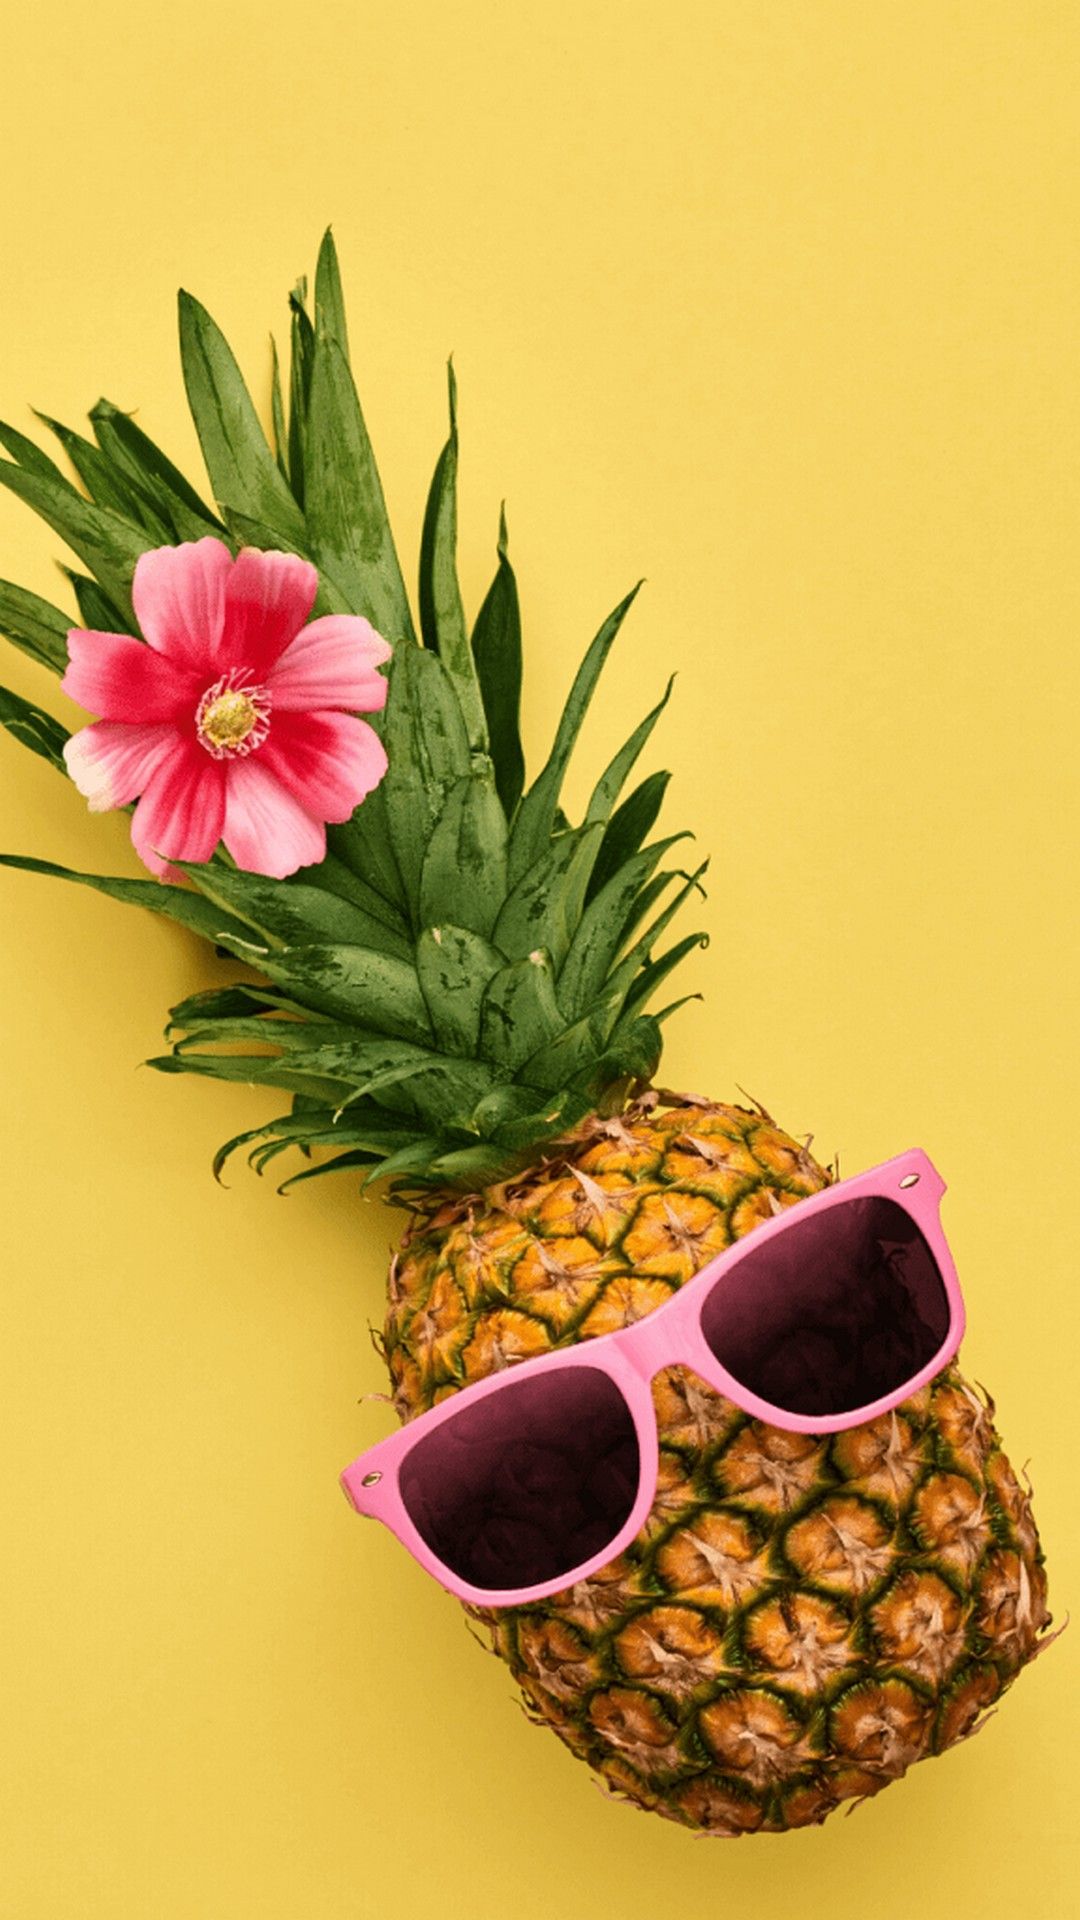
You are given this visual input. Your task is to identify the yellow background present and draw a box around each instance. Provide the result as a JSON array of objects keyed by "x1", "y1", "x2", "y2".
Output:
[{"x1": 0, "y1": 3, "x2": 1076, "y2": 1914}]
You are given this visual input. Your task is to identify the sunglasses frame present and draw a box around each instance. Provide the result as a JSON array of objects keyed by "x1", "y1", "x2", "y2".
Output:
[{"x1": 340, "y1": 1148, "x2": 964, "y2": 1608}]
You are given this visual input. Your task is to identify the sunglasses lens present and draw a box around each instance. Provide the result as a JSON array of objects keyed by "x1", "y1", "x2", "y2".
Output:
[
  {"x1": 399, "y1": 1366, "x2": 640, "y2": 1592},
  {"x1": 700, "y1": 1195, "x2": 951, "y2": 1417}
]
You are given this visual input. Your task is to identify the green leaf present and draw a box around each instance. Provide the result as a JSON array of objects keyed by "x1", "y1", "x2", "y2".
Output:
[
  {"x1": 269, "y1": 341, "x2": 289, "y2": 484},
  {"x1": 166, "y1": 985, "x2": 292, "y2": 1032},
  {"x1": 179, "y1": 861, "x2": 406, "y2": 953},
  {"x1": 286, "y1": 281, "x2": 314, "y2": 506},
  {"x1": 34, "y1": 413, "x2": 171, "y2": 536},
  {"x1": 63, "y1": 569, "x2": 133, "y2": 635},
  {"x1": 325, "y1": 783, "x2": 409, "y2": 922},
  {"x1": 0, "y1": 419, "x2": 70, "y2": 483},
  {"x1": 478, "y1": 951, "x2": 563, "y2": 1073},
  {"x1": 381, "y1": 643, "x2": 471, "y2": 917},
  {"x1": 0, "y1": 853, "x2": 254, "y2": 943},
  {"x1": 277, "y1": 1149, "x2": 386, "y2": 1194},
  {"x1": 89, "y1": 399, "x2": 225, "y2": 541},
  {"x1": 215, "y1": 936, "x2": 434, "y2": 1045},
  {"x1": 0, "y1": 580, "x2": 70, "y2": 674},
  {"x1": 418, "y1": 363, "x2": 487, "y2": 751},
  {"x1": 556, "y1": 833, "x2": 692, "y2": 1021},
  {"x1": 314, "y1": 228, "x2": 350, "y2": 360},
  {"x1": 146, "y1": 1050, "x2": 355, "y2": 1105},
  {"x1": 604, "y1": 861, "x2": 709, "y2": 1001},
  {"x1": 418, "y1": 769, "x2": 507, "y2": 940},
  {"x1": 298, "y1": 850, "x2": 411, "y2": 953},
  {"x1": 487, "y1": 1085, "x2": 592, "y2": 1151},
  {"x1": 470, "y1": 503, "x2": 524, "y2": 819},
  {"x1": 492, "y1": 821, "x2": 604, "y2": 968},
  {"x1": 619, "y1": 933, "x2": 709, "y2": 1026},
  {"x1": 585, "y1": 677, "x2": 674, "y2": 827},
  {"x1": 0, "y1": 686, "x2": 69, "y2": 771},
  {"x1": 507, "y1": 581, "x2": 642, "y2": 884},
  {"x1": 586, "y1": 768, "x2": 671, "y2": 902},
  {"x1": 178, "y1": 289, "x2": 305, "y2": 545},
  {"x1": 0, "y1": 461, "x2": 148, "y2": 619},
  {"x1": 415, "y1": 924, "x2": 504, "y2": 1057},
  {"x1": 569, "y1": 1012, "x2": 663, "y2": 1102},
  {"x1": 515, "y1": 992, "x2": 622, "y2": 1092},
  {"x1": 304, "y1": 323, "x2": 415, "y2": 641}
]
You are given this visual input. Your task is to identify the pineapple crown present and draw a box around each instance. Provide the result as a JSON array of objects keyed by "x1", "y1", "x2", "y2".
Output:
[{"x1": 0, "y1": 230, "x2": 708, "y2": 1197}]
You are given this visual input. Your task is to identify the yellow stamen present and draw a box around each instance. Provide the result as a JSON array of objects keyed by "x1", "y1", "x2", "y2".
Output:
[{"x1": 200, "y1": 689, "x2": 258, "y2": 749}]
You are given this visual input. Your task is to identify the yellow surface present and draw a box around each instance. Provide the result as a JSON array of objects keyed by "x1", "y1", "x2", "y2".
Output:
[{"x1": 0, "y1": 2, "x2": 1076, "y2": 1914}]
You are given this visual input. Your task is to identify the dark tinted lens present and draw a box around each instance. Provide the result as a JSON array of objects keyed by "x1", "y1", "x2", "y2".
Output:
[
  {"x1": 700, "y1": 1195, "x2": 951, "y2": 1417},
  {"x1": 399, "y1": 1366, "x2": 639, "y2": 1591}
]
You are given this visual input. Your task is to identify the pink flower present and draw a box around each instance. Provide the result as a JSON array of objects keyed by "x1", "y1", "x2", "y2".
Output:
[{"x1": 61, "y1": 537, "x2": 391, "y2": 880}]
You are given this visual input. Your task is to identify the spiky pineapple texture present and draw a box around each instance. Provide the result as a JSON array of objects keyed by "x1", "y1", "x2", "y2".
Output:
[
  {"x1": 0, "y1": 230, "x2": 707, "y2": 1197},
  {"x1": 386, "y1": 1094, "x2": 1054, "y2": 1835}
]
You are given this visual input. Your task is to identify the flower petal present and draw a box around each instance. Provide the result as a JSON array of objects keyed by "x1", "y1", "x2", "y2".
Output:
[
  {"x1": 63, "y1": 720, "x2": 181, "y2": 812},
  {"x1": 220, "y1": 547, "x2": 319, "y2": 677},
  {"x1": 267, "y1": 615, "x2": 391, "y2": 712},
  {"x1": 132, "y1": 537, "x2": 232, "y2": 672},
  {"x1": 221, "y1": 757, "x2": 326, "y2": 878},
  {"x1": 130, "y1": 736, "x2": 227, "y2": 878},
  {"x1": 259, "y1": 710, "x2": 389, "y2": 823},
  {"x1": 62, "y1": 630, "x2": 202, "y2": 723}
]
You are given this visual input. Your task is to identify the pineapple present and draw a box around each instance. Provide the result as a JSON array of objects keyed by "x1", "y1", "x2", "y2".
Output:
[{"x1": 0, "y1": 232, "x2": 1053, "y2": 1834}]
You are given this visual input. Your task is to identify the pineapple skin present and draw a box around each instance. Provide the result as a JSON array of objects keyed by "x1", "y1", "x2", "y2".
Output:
[{"x1": 384, "y1": 1095, "x2": 1052, "y2": 1835}]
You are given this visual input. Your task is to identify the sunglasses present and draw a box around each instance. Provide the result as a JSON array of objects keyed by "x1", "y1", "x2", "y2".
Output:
[{"x1": 340, "y1": 1149, "x2": 964, "y2": 1608}]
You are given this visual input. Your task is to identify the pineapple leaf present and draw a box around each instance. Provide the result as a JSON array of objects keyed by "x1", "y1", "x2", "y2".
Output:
[
  {"x1": 269, "y1": 340, "x2": 289, "y2": 484},
  {"x1": 0, "y1": 580, "x2": 70, "y2": 674},
  {"x1": 166, "y1": 985, "x2": 296, "y2": 1032},
  {"x1": 418, "y1": 769, "x2": 507, "y2": 940},
  {"x1": 303, "y1": 850, "x2": 411, "y2": 942},
  {"x1": 0, "y1": 418, "x2": 70, "y2": 483},
  {"x1": 493, "y1": 821, "x2": 604, "y2": 968},
  {"x1": 586, "y1": 768, "x2": 672, "y2": 902},
  {"x1": 178, "y1": 861, "x2": 407, "y2": 954},
  {"x1": 178, "y1": 289, "x2": 306, "y2": 545},
  {"x1": 585, "y1": 676, "x2": 674, "y2": 826},
  {"x1": 287, "y1": 282, "x2": 315, "y2": 504},
  {"x1": 604, "y1": 860, "x2": 709, "y2": 998},
  {"x1": 146, "y1": 1050, "x2": 355, "y2": 1104},
  {"x1": 415, "y1": 924, "x2": 504, "y2": 1057},
  {"x1": 314, "y1": 228, "x2": 350, "y2": 360},
  {"x1": 556, "y1": 833, "x2": 693, "y2": 1021},
  {"x1": 570, "y1": 1011, "x2": 663, "y2": 1101},
  {"x1": 507, "y1": 581, "x2": 642, "y2": 885},
  {"x1": 305, "y1": 323, "x2": 416, "y2": 643},
  {"x1": 619, "y1": 933, "x2": 709, "y2": 1025},
  {"x1": 325, "y1": 784, "x2": 409, "y2": 922},
  {"x1": 64, "y1": 569, "x2": 134, "y2": 635},
  {"x1": 213, "y1": 935, "x2": 435, "y2": 1045},
  {"x1": 0, "y1": 852, "x2": 254, "y2": 943},
  {"x1": 33, "y1": 412, "x2": 171, "y2": 537},
  {"x1": 515, "y1": 993, "x2": 622, "y2": 1092},
  {"x1": 276, "y1": 1149, "x2": 386, "y2": 1193},
  {"x1": 487, "y1": 1085, "x2": 592, "y2": 1151},
  {"x1": 470, "y1": 503, "x2": 524, "y2": 820},
  {"x1": 478, "y1": 951, "x2": 563, "y2": 1073},
  {"x1": 0, "y1": 686, "x2": 69, "y2": 771},
  {"x1": 381, "y1": 642, "x2": 471, "y2": 917},
  {"x1": 418, "y1": 362, "x2": 488, "y2": 752},
  {"x1": 89, "y1": 400, "x2": 225, "y2": 541},
  {"x1": 0, "y1": 460, "x2": 148, "y2": 618}
]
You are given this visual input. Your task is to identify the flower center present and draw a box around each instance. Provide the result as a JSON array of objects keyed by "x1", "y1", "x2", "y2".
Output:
[{"x1": 196, "y1": 671, "x2": 271, "y2": 759}]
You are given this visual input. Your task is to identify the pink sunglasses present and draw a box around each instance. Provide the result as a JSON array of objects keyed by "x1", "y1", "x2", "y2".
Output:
[{"x1": 340, "y1": 1149, "x2": 964, "y2": 1608}]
